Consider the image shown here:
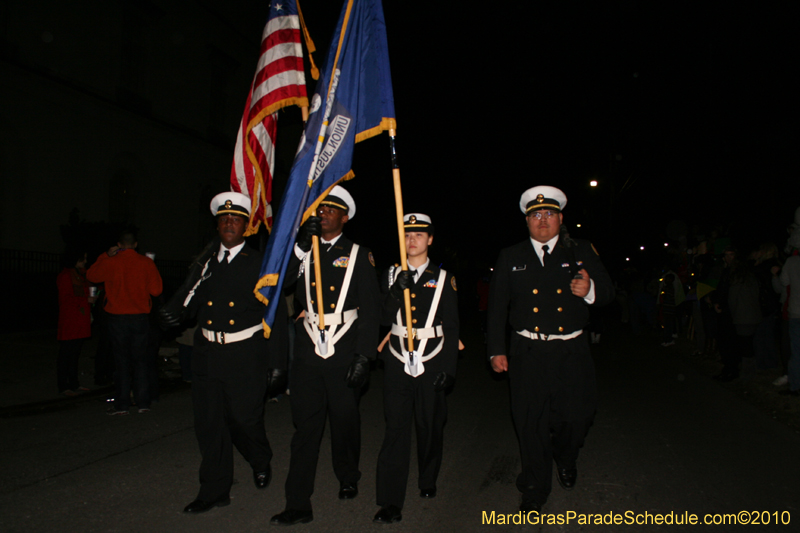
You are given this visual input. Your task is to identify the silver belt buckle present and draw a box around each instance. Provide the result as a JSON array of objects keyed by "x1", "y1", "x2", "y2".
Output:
[
  {"x1": 540, "y1": 333, "x2": 549, "y2": 341},
  {"x1": 216, "y1": 331, "x2": 226, "y2": 345}
]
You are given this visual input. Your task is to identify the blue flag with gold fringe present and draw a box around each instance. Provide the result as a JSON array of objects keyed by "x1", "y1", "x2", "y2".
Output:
[{"x1": 255, "y1": 0, "x2": 395, "y2": 336}]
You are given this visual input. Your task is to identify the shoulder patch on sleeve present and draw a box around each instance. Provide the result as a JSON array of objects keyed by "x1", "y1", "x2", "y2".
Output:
[
  {"x1": 368, "y1": 252, "x2": 375, "y2": 267},
  {"x1": 591, "y1": 243, "x2": 599, "y2": 256},
  {"x1": 451, "y1": 276, "x2": 457, "y2": 291}
]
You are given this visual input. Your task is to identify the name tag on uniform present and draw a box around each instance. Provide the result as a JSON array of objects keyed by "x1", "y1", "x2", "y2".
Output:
[
  {"x1": 333, "y1": 256, "x2": 350, "y2": 268},
  {"x1": 512, "y1": 264, "x2": 526, "y2": 271}
]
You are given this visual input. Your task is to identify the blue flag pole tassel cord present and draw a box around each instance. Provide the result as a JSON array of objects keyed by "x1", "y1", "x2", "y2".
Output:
[{"x1": 389, "y1": 129, "x2": 416, "y2": 367}]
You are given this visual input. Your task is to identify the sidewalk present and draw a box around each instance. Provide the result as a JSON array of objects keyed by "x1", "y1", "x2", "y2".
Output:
[{"x1": 0, "y1": 330, "x2": 184, "y2": 416}]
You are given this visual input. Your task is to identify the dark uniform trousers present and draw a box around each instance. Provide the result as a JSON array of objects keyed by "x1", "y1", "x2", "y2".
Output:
[
  {"x1": 376, "y1": 359, "x2": 447, "y2": 509},
  {"x1": 285, "y1": 354, "x2": 362, "y2": 511},
  {"x1": 192, "y1": 333, "x2": 271, "y2": 501},
  {"x1": 376, "y1": 264, "x2": 458, "y2": 509},
  {"x1": 186, "y1": 245, "x2": 287, "y2": 502},
  {"x1": 508, "y1": 334, "x2": 596, "y2": 504},
  {"x1": 283, "y1": 235, "x2": 380, "y2": 511},
  {"x1": 488, "y1": 238, "x2": 613, "y2": 505}
]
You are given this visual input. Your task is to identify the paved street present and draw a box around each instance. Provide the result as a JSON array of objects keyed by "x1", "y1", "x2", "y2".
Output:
[{"x1": 2, "y1": 323, "x2": 798, "y2": 532}]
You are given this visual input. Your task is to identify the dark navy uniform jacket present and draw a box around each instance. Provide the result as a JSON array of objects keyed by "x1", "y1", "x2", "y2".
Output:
[
  {"x1": 487, "y1": 238, "x2": 613, "y2": 356},
  {"x1": 187, "y1": 243, "x2": 287, "y2": 369}
]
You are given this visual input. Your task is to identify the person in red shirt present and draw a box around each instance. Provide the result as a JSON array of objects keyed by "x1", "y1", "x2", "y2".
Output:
[
  {"x1": 87, "y1": 230, "x2": 162, "y2": 415},
  {"x1": 56, "y1": 250, "x2": 96, "y2": 395}
]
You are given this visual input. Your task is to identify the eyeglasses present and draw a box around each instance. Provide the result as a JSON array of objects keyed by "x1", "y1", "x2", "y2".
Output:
[{"x1": 528, "y1": 210, "x2": 558, "y2": 220}]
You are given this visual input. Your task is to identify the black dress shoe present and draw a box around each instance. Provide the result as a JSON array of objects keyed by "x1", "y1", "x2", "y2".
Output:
[
  {"x1": 183, "y1": 496, "x2": 231, "y2": 514},
  {"x1": 419, "y1": 487, "x2": 437, "y2": 498},
  {"x1": 338, "y1": 482, "x2": 358, "y2": 499},
  {"x1": 556, "y1": 467, "x2": 577, "y2": 491},
  {"x1": 254, "y1": 466, "x2": 272, "y2": 489},
  {"x1": 519, "y1": 498, "x2": 541, "y2": 513},
  {"x1": 373, "y1": 505, "x2": 402, "y2": 524},
  {"x1": 270, "y1": 509, "x2": 313, "y2": 526}
]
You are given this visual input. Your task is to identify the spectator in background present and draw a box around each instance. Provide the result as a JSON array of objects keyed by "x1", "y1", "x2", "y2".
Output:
[
  {"x1": 777, "y1": 211, "x2": 800, "y2": 396},
  {"x1": 87, "y1": 230, "x2": 163, "y2": 415},
  {"x1": 752, "y1": 243, "x2": 782, "y2": 370},
  {"x1": 712, "y1": 247, "x2": 740, "y2": 381},
  {"x1": 56, "y1": 249, "x2": 95, "y2": 396},
  {"x1": 727, "y1": 254, "x2": 762, "y2": 380},
  {"x1": 91, "y1": 287, "x2": 113, "y2": 387},
  {"x1": 693, "y1": 252, "x2": 718, "y2": 357},
  {"x1": 657, "y1": 264, "x2": 685, "y2": 347}
]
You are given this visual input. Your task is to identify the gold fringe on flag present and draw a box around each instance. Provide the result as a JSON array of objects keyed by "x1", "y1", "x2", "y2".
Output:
[
  {"x1": 355, "y1": 117, "x2": 397, "y2": 143},
  {"x1": 296, "y1": 0, "x2": 319, "y2": 80}
]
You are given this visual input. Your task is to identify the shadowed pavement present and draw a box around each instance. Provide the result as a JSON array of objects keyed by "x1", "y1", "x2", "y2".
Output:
[{"x1": 1, "y1": 323, "x2": 798, "y2": 532}]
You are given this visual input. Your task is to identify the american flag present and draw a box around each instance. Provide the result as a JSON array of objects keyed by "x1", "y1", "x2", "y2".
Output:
[
  {"x1": 256, "y1": 0, "x2": 396, "y2": 336},
  {"x1": 231, "y1": 0, "x2": 309, "y2": 236}
]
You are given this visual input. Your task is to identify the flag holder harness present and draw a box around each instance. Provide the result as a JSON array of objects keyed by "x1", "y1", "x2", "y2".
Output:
[
  {"x1": 302, "y1": 244, "x2": 360, "y2": 357},
  {"x1": 387, "y1": 266, "x2": 447, "y2": 377}
]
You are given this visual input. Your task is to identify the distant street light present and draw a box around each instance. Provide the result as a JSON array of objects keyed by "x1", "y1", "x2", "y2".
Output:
[{"x1": 590, "y1": 180, "x2": 598, "y2": 187}]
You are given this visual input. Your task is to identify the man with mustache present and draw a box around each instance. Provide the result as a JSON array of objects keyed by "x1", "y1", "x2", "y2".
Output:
[{"x1": 488, "y1": 186, "x2": 613, "y2": 514}]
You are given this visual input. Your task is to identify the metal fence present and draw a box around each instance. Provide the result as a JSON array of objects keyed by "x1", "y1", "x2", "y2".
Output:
[{"x1": 0, "y1": 249, "x2": 62, "y2": 274}]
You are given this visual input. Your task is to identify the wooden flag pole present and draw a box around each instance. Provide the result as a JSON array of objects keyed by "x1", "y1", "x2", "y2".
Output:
[
  {"x1": 301, "y1": 104, "x2": 323, "y2": 332},
  {"x1": 389, "y1": 128, "x2": 415, "y2": 355},
  {"x1": 312, "y1": 235, "x2": 325, "y2": 331}
]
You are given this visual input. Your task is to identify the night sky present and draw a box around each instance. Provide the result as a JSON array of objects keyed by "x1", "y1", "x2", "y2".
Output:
[
  {"x1": 260, "y1": 0, "x2": 800, "y2": 274},
  {"x1": 233, "y1": 1, "x2": 796, "y2": 275}
]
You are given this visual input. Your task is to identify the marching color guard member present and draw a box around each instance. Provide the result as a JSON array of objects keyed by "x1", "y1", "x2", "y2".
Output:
[
  {"x1": 373, "y1": 213, "x2": 459, "y2": 524},
  {"x1": 271, "y1": 185, "x2": 381, "y2": 526},
  {"x1": 159, "y1": 191, "x2": 288, "y2": 514}
]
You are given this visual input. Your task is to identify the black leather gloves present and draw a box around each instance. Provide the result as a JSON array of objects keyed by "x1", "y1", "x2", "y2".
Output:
[
  {"x1": 266, "y1": 368, "x2": 288, "y2": 398},
  {"x1": 389, "y1": 270, "x2": 414, "y2": 300},
  {"x1": 157, "y1": 307, "x2": 184, "y2": 330},
  {"x1": 296, "y1": 216, "x2": 322, "y2": 252},
  {"x1": 345, "y1": 353, "x2": 370, "y2": 388},
  {"x1": 433, "y1": 372, "x2": 455, "y2": 392}
]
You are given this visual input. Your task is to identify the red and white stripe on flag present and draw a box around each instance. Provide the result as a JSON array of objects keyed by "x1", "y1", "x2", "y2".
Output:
[{"x1": 231, "y1": 2, "x2": 308, "y2": 235}]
